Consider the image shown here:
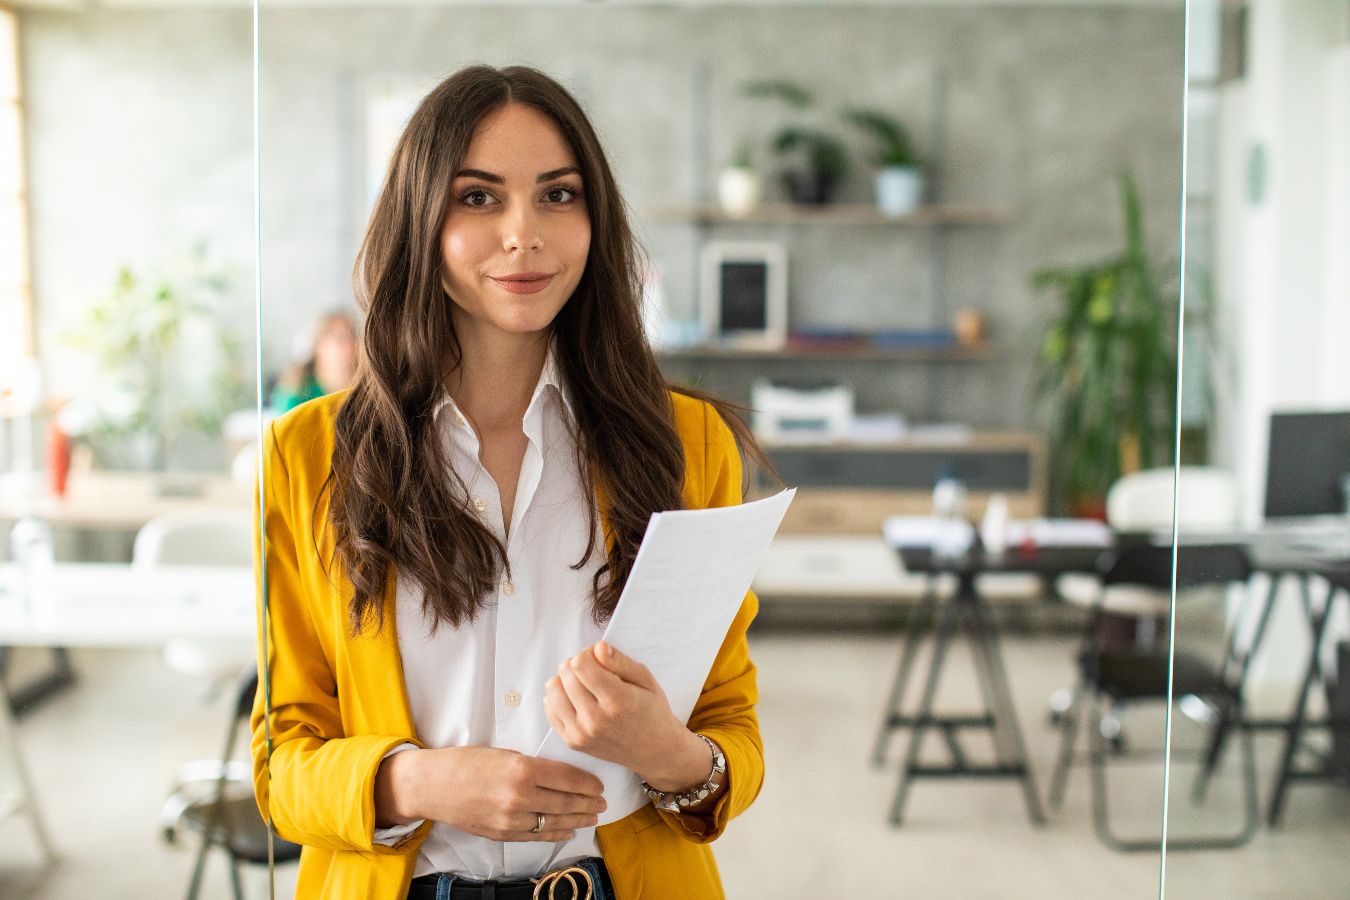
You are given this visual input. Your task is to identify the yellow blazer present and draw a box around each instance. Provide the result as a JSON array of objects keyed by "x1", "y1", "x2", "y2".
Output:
[{"x1": 251, "y1": 388, "x2": 763, "y2": 899}]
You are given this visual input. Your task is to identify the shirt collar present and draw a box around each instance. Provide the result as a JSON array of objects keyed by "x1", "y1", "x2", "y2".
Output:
[{"x1": 431, "y1": 338, "x2": 577, "y2": 427}]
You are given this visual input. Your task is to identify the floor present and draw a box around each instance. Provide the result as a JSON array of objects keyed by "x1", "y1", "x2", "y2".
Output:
[{"x1": 1, "y1": 625, "x2": 1347, "y2": 899}]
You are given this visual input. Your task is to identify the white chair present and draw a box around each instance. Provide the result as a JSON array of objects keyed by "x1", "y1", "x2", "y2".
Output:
[
  {"x1": 137, "y1": 508, "x2": 265, "y2": 891},
  {"x1": 133, "y1": 508, "x2": 256, "y2": 689},
  {"x1": 1051, "y1": 468, "x2": 1242, "y2": 729},
  {"x1": 1057, "y1": 466, "x2": 1241, "y2": 616}
]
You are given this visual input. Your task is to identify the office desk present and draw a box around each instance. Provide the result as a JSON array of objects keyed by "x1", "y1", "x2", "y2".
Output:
[
  {"x1": 0, "y1": 563, "x2": 255, "y2": 647},
  {"x1": 0, "y1": 562, "x2": 254, "y2": 861},
  {"x1": 0, "y1": 472, "x2": 251, "y2": 531},
  {"x1": 872, "y1": 541, "x2": 1107, "y2": 827}
]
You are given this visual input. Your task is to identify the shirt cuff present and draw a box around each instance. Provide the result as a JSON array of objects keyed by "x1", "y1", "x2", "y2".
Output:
[{"x1": 372, "y1": 742, "x2": 426, "y2": 846}]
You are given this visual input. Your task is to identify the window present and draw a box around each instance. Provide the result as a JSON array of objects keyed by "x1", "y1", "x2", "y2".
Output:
[{"x1": 0, "y1": 5, "x2": 33, "y2": 401}]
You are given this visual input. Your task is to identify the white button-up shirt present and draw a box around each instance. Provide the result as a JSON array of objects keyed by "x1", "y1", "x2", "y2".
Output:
[{"x1": 374, "y1": 347, "x2": 607, "y2": 879}]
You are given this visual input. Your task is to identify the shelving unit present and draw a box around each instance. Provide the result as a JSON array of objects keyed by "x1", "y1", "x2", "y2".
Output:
[
  {"x1": 650, "y1": 202, "x2": 1012, "y2": 228},
  {"x1": 657, "y1": 341, "x2": 994, "y2": 362},
  {"x1": 652, "y1": 65, "x2": 1047, "y2": 553}
]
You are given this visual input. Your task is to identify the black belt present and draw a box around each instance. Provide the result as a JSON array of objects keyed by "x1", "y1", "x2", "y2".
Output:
[{"x1": 407, "y1": 858, "x2": 610, "y2": 900}]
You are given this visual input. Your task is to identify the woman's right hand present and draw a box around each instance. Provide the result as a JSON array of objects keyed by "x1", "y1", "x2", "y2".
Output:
[{"x1": 375, "y1": 746, "x2": 607, "y2": 842}]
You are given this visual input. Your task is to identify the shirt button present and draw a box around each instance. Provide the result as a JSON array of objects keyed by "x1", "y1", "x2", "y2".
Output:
[
  {"x1": 505, "y1": 690, "x2": 522, "y2": 708},
  {"x1": 473, "y1": 498, "x2": 487, "y2": 512},
  {"x1": 502, "y1": 581, "x2": 515, "y2": 596}
]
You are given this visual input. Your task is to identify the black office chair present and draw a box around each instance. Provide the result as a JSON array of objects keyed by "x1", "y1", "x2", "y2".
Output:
[
  {"x1": 161, "y1": 670, "x2": 302, "y2": 899},
  {"x1": 1047, "y1": 543, "x2": 1259, "y2": 851}
]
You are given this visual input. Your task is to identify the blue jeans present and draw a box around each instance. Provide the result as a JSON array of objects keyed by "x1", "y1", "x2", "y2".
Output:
[{"x1": 428, "y1": 857, "x2": 615, "y2": 900}]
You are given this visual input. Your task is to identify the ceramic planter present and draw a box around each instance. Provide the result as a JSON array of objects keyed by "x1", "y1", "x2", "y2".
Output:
[
  {"x1": 716, "y1": 167, "x2": 762, "y2": 218},
  {"x1": 875, "y1": 165, "x2": 924, "y2": 217}
]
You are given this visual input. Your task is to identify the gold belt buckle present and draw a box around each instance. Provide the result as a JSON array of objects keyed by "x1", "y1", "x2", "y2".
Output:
[{"x1": 530, "y1": 865, "x2": 594, "y2": 900}]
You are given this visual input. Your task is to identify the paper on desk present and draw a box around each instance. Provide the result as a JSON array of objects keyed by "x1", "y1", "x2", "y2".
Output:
[
  {"x1": 534, "y1": 487, "x2": 796, "y2": 825},
  {"x1": 1006, "y1": 518, "x2": 1113, "y2": 548}
]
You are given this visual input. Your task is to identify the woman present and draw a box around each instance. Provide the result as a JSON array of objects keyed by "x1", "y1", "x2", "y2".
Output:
[
  {"x1": 269, "y1": 310, "x2": 360, "y2": 414},
  {"x1": 251, "y1": 65, "x2": 765, "y2": 900}
]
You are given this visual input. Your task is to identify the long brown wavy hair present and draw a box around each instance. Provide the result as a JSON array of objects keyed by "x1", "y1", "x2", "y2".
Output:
[{"x1": 327, "y1": 64, "x2": 764, "y2": 635}]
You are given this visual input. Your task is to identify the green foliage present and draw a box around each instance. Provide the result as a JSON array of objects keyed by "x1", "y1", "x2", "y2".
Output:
[
  {"x1": 1033, "y1": 173, "x2": 1180, "y2": 508},
  {"x1": 740, "y1": 79, "x2": 814, "y2": 109},
  {"x1": 771, "y1": 127, "x2": 851, "y2": 181},
  {"x1": 739, "y1": 78, "x2": 852, "y2": 193},
  {"x1": 841, "y1": 106, "x2": 921, "y2": 168},
  {"x1": 64, "y1": 243, "x2": 249, "y2": 469}
]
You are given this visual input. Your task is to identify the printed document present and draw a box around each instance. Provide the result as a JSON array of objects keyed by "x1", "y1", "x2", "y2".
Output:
[{"x1": 535, "y1": 488, "x2": 796, "y2": 825}]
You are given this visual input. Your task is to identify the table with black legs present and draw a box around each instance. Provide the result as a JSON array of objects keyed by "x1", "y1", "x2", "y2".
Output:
[
  {"x1": 871, "y1": 543, "x2": 1105, "y2": 828},
  {"x1": 1236, "y1": 544, "x2": 1350, "y2": 825}
]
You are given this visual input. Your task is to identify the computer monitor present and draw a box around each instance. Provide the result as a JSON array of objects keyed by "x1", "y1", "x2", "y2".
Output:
[{"x1": 1263, "y1": 411, "x2": 1350, "y2": 519}]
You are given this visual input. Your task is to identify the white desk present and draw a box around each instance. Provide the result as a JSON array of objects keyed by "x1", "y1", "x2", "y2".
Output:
[
  {"x1": 0, "y1": 563, "x2": 256, "y2": 647},
  {"x1": 0, "y1": 472, "x2": 251, "y2": 531}
]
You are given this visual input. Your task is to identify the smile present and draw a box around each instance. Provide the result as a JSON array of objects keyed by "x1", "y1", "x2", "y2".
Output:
[{"x1": 490, "y1": 274, "x2": 556, "y2": 295}]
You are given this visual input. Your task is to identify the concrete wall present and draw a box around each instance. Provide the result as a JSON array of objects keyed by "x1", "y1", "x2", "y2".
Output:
[{"x1": 20, "y1": 3, "x2": 1185, "y2": 430}]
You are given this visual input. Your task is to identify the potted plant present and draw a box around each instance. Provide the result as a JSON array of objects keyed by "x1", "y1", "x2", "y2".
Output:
[
  {"x1": 842, "y1": 106, "x2": 924, "y2": 217},
  {"x1": 60, "y1": 244, "x2": 250, "y2": 471},
  {"x1": 1033, "y1": 173, "x2": 1178, "y2": 518},
  {"x1": 716, "y1": 140, "x2": 762, "y2": 218},
  {"x1": 741, "y1": 79, "x2": 851, "y2": 206}
]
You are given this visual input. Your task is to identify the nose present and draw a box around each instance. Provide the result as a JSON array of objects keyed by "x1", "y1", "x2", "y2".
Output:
[{"x1": 502, "y1": 201, "x2": 543, "y2": 253}]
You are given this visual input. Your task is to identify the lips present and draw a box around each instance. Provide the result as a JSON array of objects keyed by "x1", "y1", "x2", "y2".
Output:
[{"x1": 490, "y1": 272, "x2": 556, "y2": 294}]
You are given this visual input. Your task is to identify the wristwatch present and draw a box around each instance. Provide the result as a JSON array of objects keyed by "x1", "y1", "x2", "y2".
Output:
[{"x1": 639, "y1": 734, "x2": 727, "y2": 813}]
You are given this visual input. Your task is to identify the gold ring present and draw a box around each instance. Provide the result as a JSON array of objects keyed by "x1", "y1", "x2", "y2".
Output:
[{"x1": 530, "y1": 812, "x2": 546, "y2": 834}]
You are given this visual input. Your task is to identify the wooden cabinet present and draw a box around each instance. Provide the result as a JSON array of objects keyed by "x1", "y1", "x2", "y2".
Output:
[{"x1": 755, "y1": 432, "x2": 1046, "y2": 536}]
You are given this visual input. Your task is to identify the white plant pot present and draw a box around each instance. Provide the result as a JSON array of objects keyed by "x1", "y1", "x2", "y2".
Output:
[
  {"x1": 717, "y1": 167, "x2": 762, "y2": 218},
  {"x1": 875, "y1": 166, "x2": 924, "y2": 218}
]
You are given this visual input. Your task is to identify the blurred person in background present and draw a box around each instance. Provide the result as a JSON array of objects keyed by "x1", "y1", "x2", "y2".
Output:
[
  {"x1": 269, "y1": 310, "x2": 359, "y2": 414},
  {"x1": 252, "y1": 65, "x2": 766, "y2": 900}
]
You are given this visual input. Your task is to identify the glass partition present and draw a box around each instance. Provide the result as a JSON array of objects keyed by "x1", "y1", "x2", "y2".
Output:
[
  {"x1": 252, "y1": 4, "x2": 1192, "y2": 899},
  {"x1": 1162, "y1": 1, "x2": 1350, "y2": 895},
  {"x1": 0, "y1": 3, "x2": 258, "y2": 896}
]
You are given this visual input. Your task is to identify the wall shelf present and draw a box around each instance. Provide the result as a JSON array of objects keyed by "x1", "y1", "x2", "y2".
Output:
[
  {"x1": 649, "y1": 202, "x2": 1012, "y2": 227},
  {"x1": 657, "y1": 341, "x2": 994, "y2": 362}
]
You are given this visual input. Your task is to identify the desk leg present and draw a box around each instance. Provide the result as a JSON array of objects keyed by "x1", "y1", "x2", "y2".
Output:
[
  {"x1": 871, "y1": 581, "x2": 941, "y2": 767},
  {"x1": 889, "y1": 591, "x2": 961, "y2": 826},
  {"x1": 1267, "y1": 586, "x2": 1335, "y2": 826},
  {"x1": 0, "y1": 684, "x2": 56, "y2": 862},
  {"x1": 968, "y1": 590, "x2": 1046, "y2": 825},
  {"x1": 1, "y1": 648, "x2": 77, "y2": 717}
]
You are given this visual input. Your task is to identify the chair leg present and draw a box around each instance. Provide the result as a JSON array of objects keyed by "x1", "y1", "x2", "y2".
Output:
[
  {"x1": 229, "y1": 854, "x2": 246, "y2": 900},
  {"x1": 1192, "y1": 696, "x2": 1235, "y2": 803},
  {"x1": 1048, "y1": 682, "x2": 1083, "y2": 809},
  {"x1": 1162, "y1": 716, "x2": 1260, "y2": 851},
  {"x1": 1089, "y1": 693, "x2": 1261, "y2": 853},
  {"x1": 185, "y1": 830, "x2": 213, "y2": 900}
]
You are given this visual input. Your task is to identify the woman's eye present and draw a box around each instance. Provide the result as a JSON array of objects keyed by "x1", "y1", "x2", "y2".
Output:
[
  {"x1": 460, "y1": 189, "x2": 494, "y2": 207},
  {"x1": 544, "y1": 186, "x2": 581, "y2": 204}
]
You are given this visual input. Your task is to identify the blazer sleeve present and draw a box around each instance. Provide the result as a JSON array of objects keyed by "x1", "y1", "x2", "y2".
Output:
[
  {"x1": 249, "y1": 420, "x2": 431, "y2": 853},
  {"x1": 655, "y1": 401, "x2": 765, "y2": 843}
]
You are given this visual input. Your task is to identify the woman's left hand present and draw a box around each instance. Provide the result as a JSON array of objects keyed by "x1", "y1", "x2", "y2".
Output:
[{"x1": 544, "y1": 641, "x2": 684, "y2": 776}]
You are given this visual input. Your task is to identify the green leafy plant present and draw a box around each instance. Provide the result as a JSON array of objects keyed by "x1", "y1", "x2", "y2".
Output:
[
  {"x1": 771, "y1": 126, "x2": 850, "y2": 183},
  {"x1": 740, "y1": 78, "x2": 851, "y2": 204},
  {"x1": 1033, "y1": 173, "x2": 1180, "y2": 514},
  {"x1": 841, "y1": 107, "x2": 921, "y2": 169},
  {"x1": 728, "y1": 139, "x2": 753, "y2": 170},
  {"x1": 63, "y1": 244, "x2": 249, "y2": 469},
  {"x1": 741, "y1": 79, "x2": 814, "y2": 109}
]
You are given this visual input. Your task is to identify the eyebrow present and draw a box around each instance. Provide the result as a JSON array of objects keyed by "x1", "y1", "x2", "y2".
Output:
[{"x1": 452, "y1": 166, "x2": 581, "y2": 184}]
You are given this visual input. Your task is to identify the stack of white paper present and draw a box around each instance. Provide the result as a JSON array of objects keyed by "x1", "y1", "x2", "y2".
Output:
[{"x1": 535, "y1": 488, "x2": 796, "y2": 826}]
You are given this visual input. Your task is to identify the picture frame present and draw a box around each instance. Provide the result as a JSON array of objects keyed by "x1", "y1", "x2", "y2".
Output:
[{"x1": 699, "y1": 241, "x2": 788, "y2": 348}]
